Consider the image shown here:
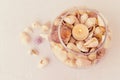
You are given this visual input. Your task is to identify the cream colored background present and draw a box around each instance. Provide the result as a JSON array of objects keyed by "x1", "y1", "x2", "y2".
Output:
[{"x1": 0, "y1": 0, "x2": 120, "y2": 80}]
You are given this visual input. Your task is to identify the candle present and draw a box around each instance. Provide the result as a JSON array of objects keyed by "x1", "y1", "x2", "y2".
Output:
[{"x1": 72, "y1": 24, "x2": 89, "y2": 40}]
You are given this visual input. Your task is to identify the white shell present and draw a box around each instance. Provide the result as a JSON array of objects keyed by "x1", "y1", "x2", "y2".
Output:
[
  {"x1": 63, "y1": 15, "x2": 76, "y2": 24},
  {"x1": 24, "y1": 27, "x2": 33, "y2": 34},
  {"x1": 80, "y1": 13, "x2": 88, "y2": 23},
  {"x1": 20, "y1": 32, "x2": 31, "y2": 44},
  {"x1": 67, "y1": 43, "x2": 80, "y2": 52},
  {"x1": 85, "y1": 18, "x2": 96, "y2": 28},
  {"x1": 84, "y1": 37, "x2": 99, "y2": 47},
  {"x1": 76, "y1": 41, "x2": 89, "y2": 52}
]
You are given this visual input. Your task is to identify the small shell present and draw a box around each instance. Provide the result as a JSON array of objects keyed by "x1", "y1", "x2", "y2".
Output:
[
  {"x1": 28, "y1": 48, "x2": 39, "y2": 56},
  {"x1": 97, "y1": 15, "x2": 104, "y2": 26},
  {"x1": 85, "y1": 32, "x2": 93, "y2": 41},
  {"x1": 57, "y1": 50, "x2": 68, "y2": 61},
  {"x1": 39, "y1": 57, "x2": 49, "y2": 68},
  {"x1": 88, "y1": 53, "x2": 97, "y2": 61},
  {"x1": 76, "y1": 58, "x2": 91, "y2": 67},
  {"x1": 40, "y1": 33, "x2": 48, "y2": 40},
  {"x1": 63, "y1": 22, "x2": 74, "y2": 29},
  {"x1": 32, "y1": 21, "x2": 41, "y2": 29},
  {"x1": 84, "y1": 37, "x2": 99, "y2": 47},
  {"x1": 69, "y1": 37, "x2": 76, "y2": 44},
  {"x1": 20, "y1": 32, "x2": 31, "y2": 44},
  {"x1": 67, "y1": 43, "x2": 80, "y2": 52},
  {"x1": 54, "y1": 18, "x2": 61, "y2": 26},
  {"x1": 41, "y1": 25, "x2": 49, "y2": 33},
  {"x1": 80, "y1": 13, "x2": 88, "y2": 23},
  {"x1": 24, "y1": 27, "x2": 33, "y2": 34},
  {"x1": 65, "y1": 59, "x2": 76, "y2": 67},
  {"x1": 94, "y1": 26, "x2": 106, "y2": 35},
  {"x1": 63, "y1": 15, "x2": 76, "y2": 24},
  {"x1": 67, "y1": 52, "x2": 76, "y2": 60},
  {"x1": 85, "y1": 18, "x2": 96, "y2": 28},
  {"x1": 76, "y1": 41, "x2": 89, "y2": 52},
  {"x1": 61, "y1": 26, "x2": 71, "y2": 44}
]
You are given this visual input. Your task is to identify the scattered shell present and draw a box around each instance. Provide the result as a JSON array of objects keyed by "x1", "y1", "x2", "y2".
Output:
[
  {"x1": 40, "y1": 33, "x2": 48, "y2": 40},
  {"x1": 61, "y1": 26, "x2": 71, "y2": 44},
  {"x1": 97, "y1": 15, "x2": 104, "y2": 26},
  {"x1": 63, "y1": 15, "x2": 76, "y2": 24},
  {"x1": 85, "y1": 18, "x2": 96, "y2": 28},
  {"x1": 24, "y1": 27, "x2": 33, "y2": 34},
  {"x1": 20, "y1": 32, "x2": 31, "y2": 44},
  {"x1": 32, "y1": 21, "x2": 41, "y2": 29},
  {"x1": 41, "y1": 25, "x2": 49, "y2": 33},
  {"x1": 67, "y1": 43, "x2": 80, "y2": 52},
  {"x1": 97, "y1": 48, "x2": 106, "y2": 59},
  {"x1": 28, "y1": 48, "x2": 39, "y2": 56},
  {"x1": 39, "y1": 57, "x2": 49, "y2": 68},
  {"x1": 80, "y1": 13, "x2": 88, "y2": 23},
  {"x1": 54, "y1": 18, "x2": 61, "y2": 26},
  {"x1": 76, "y1": 41, "x2": 89, "y2": 52},
  {"x1": 84, "y1": 37, "x2": 99, "y2": 47}
]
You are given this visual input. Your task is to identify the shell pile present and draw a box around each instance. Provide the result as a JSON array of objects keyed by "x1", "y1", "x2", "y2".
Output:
[{"x1": 50, "y1": 8, "x2": 111, "y2": 68}]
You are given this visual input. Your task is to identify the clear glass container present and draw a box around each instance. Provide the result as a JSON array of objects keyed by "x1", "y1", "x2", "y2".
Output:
[{"x1": 49, "y1": 7, "x2": 111, "y2": 68}]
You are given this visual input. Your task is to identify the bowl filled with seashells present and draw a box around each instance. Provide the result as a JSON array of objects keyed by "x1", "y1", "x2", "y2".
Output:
[{"x1": 49, "y1": 7, "x2": 111, "y2": 68}]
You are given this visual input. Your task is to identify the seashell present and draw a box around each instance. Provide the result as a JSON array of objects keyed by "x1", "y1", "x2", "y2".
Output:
[
  {"x1": 76, "y1": 41, "x2": 89, "y2": 52},
  {"x1": 94, "y1": 26, "x2": 106, "y2": 35},
  {"x1": 65, "y1": 58, "x2": 76, "y2": 67},
  {"x1": 63, "y1": 15, "x2": 76, "y2": 24},
  {"x1": 88, "y1": 11, "x2": 97, "y2": 18},
  {"x1": 85, "y1": 18, "x2": 97, "y2": 28},
  {"x1": 39, "y1": 57, "x2": 49, "y2": 68},
  {"x1": 54, "y1": 18, "x2": 61, "y2": 26},
  {"x1": 84, "y1": 37, "x2": 99, "y2": 47},
  {"x1": 88, "y1": 52, "x2": 97, "y2": 61},
  {"x1": 76, "y1": 58, "x2": 91, "y2": 67},
  {"x1": 67, "y1": 43, "x2": 80, "y2": 52},
  {"x1": 80, "y1": 13, "x2": 88, "y2": 23},
  {"x1": 20, "y1": 32, "x2": 31, "y2": 44},
  {"x1": 24, "y1": 27, "x2": 33, "y2": 34},
  {"x1": 28, "y1": 48, "x2": 39, "y2": 56},
  {"x1": 60, "y1": 26, "x2": 71, "y2": 44}
]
